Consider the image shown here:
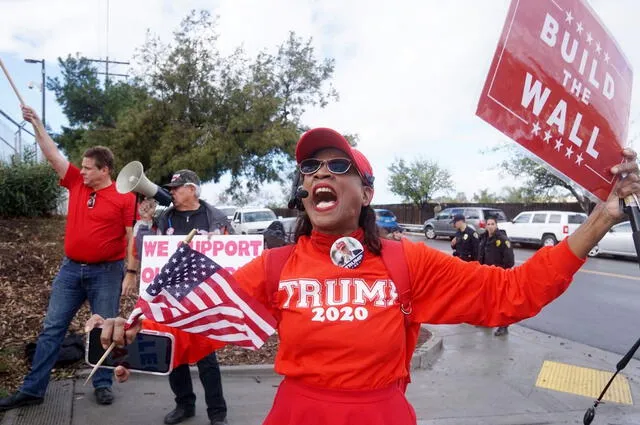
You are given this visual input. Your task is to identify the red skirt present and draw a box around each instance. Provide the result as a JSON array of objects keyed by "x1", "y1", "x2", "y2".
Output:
[{"x1": 262, "y1": 378, "x2": 417, "y2": 425}]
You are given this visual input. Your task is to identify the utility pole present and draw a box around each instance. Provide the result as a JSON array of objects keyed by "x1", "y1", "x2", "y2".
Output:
[{"x1": 86, "y1": 57, "x2": 129, "y2": 85}]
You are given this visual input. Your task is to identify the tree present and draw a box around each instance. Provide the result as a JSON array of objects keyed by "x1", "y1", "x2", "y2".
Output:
[
  {"x1": 387, "y1": 158, "x2": 454, "y2": 208},
  {"x1": 433, "y1": 191, "x2": 468, "y2": 203},
  {"x1": 489, "y1": 145, "x2": 594, "y2": 212},
  {"x1": 501, "y1": 186, "x2": 532, "y2": 203},
  {"x1": 46, "y1": 56, "x2": 150, "y2": 163},
  {"x1": 472, "y1": 188, "x2": 500, "y2": 203},
  {"x1": 453, "y1": 191, "x2": 468, "y2": 203},
  {"x1": 46, "y1": 10, "x2": 338, "y2": 202}
]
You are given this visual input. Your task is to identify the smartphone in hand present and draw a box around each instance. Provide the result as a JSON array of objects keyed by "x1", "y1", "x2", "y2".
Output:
[{"x1": 85, "y1": 327, "x2": 175, "y2": 375}]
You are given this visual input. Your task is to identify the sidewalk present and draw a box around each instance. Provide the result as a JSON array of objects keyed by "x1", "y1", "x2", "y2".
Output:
[
  {"x1": 3, "y1": 324, "x2": 640, "y2": 425},
  {"x1": 410, "y1": 325, "x2": 640, "y2": 425}
]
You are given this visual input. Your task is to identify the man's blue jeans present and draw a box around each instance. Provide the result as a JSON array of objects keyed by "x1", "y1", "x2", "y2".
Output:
[{"x1": 20, "y1": 257, "x2": 123, "y2": 398}]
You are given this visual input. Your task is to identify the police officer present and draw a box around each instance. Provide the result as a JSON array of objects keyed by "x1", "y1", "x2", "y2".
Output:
[
  {"x1": 478, "y1": 215, "x2": 515, "y2": 336},
  {"x1": 450, "y1": 214, "x2": 479, "y2": 261}
]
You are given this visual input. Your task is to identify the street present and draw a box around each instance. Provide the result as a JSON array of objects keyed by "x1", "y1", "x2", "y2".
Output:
[{"x1": 407, "y1": 234, "x2": 640, "y2": 360}]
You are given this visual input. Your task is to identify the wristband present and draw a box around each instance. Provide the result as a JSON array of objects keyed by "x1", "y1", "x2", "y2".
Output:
[{"x1": 126, "y1": 269, "x2": 138, "y2": 274}]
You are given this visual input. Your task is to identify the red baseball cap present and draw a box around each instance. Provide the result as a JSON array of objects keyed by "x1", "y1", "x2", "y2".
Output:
[{"x1": 295, "y1": 128, "x2": 375, "y2": 187}]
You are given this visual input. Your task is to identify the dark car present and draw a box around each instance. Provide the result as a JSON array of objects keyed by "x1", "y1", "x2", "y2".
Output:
[{"x1": 423, "y1": 207, "x2": 507, "y2": 239}]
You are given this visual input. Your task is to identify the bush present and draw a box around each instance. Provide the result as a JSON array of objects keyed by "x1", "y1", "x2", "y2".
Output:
[{"x1": 0, "y1": 150, "x2": 64, "y2": 217}]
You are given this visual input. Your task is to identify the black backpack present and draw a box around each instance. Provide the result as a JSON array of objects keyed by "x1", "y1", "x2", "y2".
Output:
[{"x1": 25, "y1": 333, "x2": 85, "y2": 368}]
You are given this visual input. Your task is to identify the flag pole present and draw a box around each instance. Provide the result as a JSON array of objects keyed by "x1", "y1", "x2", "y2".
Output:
[
  {"x1": 83, "y1": 343, "x2": 116, "y2": 385},
  {"x1": 83, "y1": 229, "x2": 198, "y2": 385},
  {"x1": 0, "y1": 58, "x2": 26, "y2": 105}
]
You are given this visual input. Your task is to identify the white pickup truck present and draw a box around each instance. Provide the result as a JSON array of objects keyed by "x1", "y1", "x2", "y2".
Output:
[{"x1": 500, "y1": 210, "x2": 587, "y2": 247}]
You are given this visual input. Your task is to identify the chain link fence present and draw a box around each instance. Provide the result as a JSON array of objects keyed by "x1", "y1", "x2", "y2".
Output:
[{"x1": 0, "y1": 109, "x2": 37, "y2": 163}]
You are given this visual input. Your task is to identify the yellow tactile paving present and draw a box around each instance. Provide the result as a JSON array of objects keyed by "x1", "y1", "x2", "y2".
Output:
[{"x1": 535, "y1": 360, "x2": 633, "y2": 405}]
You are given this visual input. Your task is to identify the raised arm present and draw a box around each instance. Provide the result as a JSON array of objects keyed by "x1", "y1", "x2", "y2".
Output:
[
  {"x1": 567, "y1": 148, "x2": 639, "y2": 258},
  {"x1": 408, "y1": 148, "x2": 639, "y2": 327},
  {"x1": 21, "y1": 105, "x2": 69, "y2": 178}
]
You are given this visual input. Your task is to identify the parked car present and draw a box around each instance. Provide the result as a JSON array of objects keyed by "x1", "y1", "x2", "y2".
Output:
[
  {"x1": 423, "y1": 207, "x2": 507, "y2": 239},
  {"x1": 588, "y1": 221, "x2": 636, "y2": 258},
  {"x1": 500, "y1": 210, "x2": 587, "y2": 247},
  {"x1": 216, "y1": 205, "x2": 238, "y2": 221},
  {"x1": 374, "y1": 208, "x2": 399, "y2": 229},
  {"x1": 232, "y1": 207, "x2": 278, "y2": 234}
]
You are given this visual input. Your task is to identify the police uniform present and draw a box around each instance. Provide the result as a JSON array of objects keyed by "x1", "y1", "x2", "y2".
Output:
[
  {"x1": 478, "y1": 228, "x2": 515, "y2": 336},
  {"x1": 452, "y1": 218, "x2": 479, "y2": 262},
  {"x1": 478, "y1": 229, "x2": 515, "y2": 268}
]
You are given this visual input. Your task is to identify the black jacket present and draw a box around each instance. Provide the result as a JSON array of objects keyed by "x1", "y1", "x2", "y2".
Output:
[
  {"x1": 157, "y1": 199, "x2": 235, "y2": 235},
  {"x1": 453, "y1": 226, "x2": 479, "y2": 261},
  {"x1": 478, "y1": 229, "x2": 515, "y2": 268}
]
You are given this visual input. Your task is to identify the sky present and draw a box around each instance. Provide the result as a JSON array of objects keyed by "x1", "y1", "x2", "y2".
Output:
[{"x1": 1, "y1": 0, "x2": 639, "y2": 205}]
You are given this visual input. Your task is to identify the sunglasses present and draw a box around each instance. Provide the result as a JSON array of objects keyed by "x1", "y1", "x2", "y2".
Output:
[
  {"x1": 87, "y1": 192, "x2": 97, "y2": 209},
  {"x1": 299, "y1": 158, "x2": 353, "y2": 175}
]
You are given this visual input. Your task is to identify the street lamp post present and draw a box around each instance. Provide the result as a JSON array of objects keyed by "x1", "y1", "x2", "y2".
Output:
[{"x1": 24, "y1": 58, "x2": 45, "y2": 129}]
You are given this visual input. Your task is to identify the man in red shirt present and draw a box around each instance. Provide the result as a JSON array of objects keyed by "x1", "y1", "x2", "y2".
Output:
[
  {"x1": 0, "y1": 106, "x2": 135, "y2": 411},
  {"x1": 91, "y1": 128, "x2": 640, "y2": 425}
]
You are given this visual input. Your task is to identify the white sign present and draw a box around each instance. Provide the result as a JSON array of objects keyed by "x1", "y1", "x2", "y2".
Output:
[{"x1": 138, "y1": 235, "x2": 263, "y2": 294}]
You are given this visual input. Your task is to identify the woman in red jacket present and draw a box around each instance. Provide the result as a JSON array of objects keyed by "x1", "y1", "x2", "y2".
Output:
[{"x1": 91, "y1": 128, "x2": 640, "y2": 425}]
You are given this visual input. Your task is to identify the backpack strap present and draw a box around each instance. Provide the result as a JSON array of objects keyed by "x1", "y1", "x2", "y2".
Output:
[
  {"x1": 380, "y1": 238, "x2": 420, "y2": 391},
  {"x1": 380, "y1": 239, "x2": 412, "y2": 324},
  {"x1": 264, "y1": 245, "x2": 296, "y2": 316}
]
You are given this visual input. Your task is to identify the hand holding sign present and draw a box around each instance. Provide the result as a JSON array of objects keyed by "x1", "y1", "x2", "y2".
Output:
[{"x1": 478, "y1": 4, "x2": 640, "y2": 422}]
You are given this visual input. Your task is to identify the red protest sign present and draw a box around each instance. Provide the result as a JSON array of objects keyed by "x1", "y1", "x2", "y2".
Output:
[{"x1": 477, "y1": 0, "x2": 633, "y2": 201}]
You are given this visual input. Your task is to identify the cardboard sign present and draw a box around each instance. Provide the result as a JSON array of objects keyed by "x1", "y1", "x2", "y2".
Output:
[
  {"x1": 477, "y1": 0, "x2": 633, "y2": 201},
  {"x1": 139, "y1": 235, "x2": 263, "y2": 294}
]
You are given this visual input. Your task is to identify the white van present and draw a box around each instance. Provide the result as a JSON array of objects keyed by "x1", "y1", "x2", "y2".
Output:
[
  {"x1": 232, "y1": 207, "x2": 278, "y2": 235},
  {"x1": 500, "y1": 210, "x2": 587, "y2": 247}
]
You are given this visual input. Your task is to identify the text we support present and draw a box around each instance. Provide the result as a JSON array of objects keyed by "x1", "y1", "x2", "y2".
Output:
[{"x1": 140, "y1": 236, "x2": 263, "y2": 285}]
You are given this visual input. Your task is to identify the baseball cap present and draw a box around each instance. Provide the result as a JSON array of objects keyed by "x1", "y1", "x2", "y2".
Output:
[
  {"x1": 295, "y1": 128, "x2": 375, "y2": 187},
  {"x1": 163, "y1": 169, "x2": 201, "y2": 188},
  {"x1": 451, "y1": 214, "x2": 466, "y2": 224}
]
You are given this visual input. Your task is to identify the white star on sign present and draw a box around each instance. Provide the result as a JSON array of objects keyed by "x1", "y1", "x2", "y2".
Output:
[
  {"x1": 532, "y1": 121, "x2": 541, "y2": 136},
  {"x1": 586, "y1": 32, "x2": 593, "y2": 45},
  {"x1": 595, "y1": 41, "x2": 602, "y2": 54},
  {"x1": 565, "y1": 146, "x2": 574, "y2": 158},
  {"x1": 604, "y1": 52, "x2": 610, "y2": 63},
  {"x1": 576, "y1": 22, "x2": 584, "y2": 34},
  {"x1": 565, "y1": 10, "x2": 574, "y2": 24},
  {"x1": 554, "y1": 138, "x2": 563, "y2": 151},
  {"x1": 575, "y1": 153, "x2": 584, "y2": 166},
  {"x1": 543, "y1": 130, "x2": 552, "y2": 143}
]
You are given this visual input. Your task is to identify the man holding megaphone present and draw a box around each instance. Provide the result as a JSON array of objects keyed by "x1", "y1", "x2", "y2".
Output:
[
  {"x1": 122, "y1": 168, "x2": 234, "y2": 425},
  {"x1": 0, "y1": 106, "x2": 136, "y2": 411}
]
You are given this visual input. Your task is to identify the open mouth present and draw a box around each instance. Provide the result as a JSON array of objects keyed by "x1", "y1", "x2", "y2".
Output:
[{"x1": 313, "y1": 186, "x2": 337, "y2": 210}]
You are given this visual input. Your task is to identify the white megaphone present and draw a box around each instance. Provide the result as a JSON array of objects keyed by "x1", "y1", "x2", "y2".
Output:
[{"x1": 116, "y1": 161, "x2": 172, "y2": 206}]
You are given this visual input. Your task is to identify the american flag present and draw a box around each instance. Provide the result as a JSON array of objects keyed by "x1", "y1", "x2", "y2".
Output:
[{"x1": 127, "y1": 243, "x2": 276, "y2": 350}]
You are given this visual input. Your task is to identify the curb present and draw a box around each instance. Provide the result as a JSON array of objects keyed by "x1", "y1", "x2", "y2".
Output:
[
  {"x1": 75, "y1": 326, "x2": 444, "y2": 379},
  {"x1": 411, "y1": 325, "x2": 443, "y2": 370}
]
